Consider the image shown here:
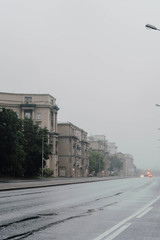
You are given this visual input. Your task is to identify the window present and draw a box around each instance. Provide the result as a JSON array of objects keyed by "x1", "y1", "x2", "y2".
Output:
[
  {"x1": 36, "y1": 113, "x2": 41, "y2": 119},
  {"x1": 24, "y1": 111, "x2": 32, "y2": 119},
  {"x1": 51, "y1": 112, "x2": 53, "y2": 130},
  {"x1": 24, "y1": 97, "x2": 32, "y2": 102}
]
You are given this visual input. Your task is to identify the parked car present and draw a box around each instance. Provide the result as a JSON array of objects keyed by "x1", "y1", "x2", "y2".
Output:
[{"x1": 88, "y1": 174, "x2": 93, "y2": 177}]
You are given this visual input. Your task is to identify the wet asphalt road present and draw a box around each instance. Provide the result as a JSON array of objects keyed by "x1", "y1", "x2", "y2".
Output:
[{"x1": 0, "y1": 177, "x2": 160, "y2": 240}]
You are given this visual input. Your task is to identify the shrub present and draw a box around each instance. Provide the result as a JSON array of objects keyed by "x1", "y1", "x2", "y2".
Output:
[{"x1": 43, "y1": 167, "x2": 54, "y2": 177}]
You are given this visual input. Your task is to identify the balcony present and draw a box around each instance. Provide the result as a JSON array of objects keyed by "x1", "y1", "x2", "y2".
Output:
[
  {"x1": 49, "y1": 131, "x2": 59, "y2": 136},
  {"x1": 53, "y1": 105, "x2": 60, "y2": 111},
  {"x1": 20, "y1": 104, "x2": 36, "y2": 108}
]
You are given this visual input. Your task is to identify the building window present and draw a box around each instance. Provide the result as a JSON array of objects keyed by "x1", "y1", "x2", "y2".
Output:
[
  {"x1": 36, "y1": 113, "x2": 41, "y2": 119},
  {"x1": 56, "y1": 140, "x2": 58, "y2": 154},
  {"x1": 51, "y1": 112, "x2": 53, "y2": 130},
  {"x1": 24, "y1": 97, "x2": 32, "y2": 102},
  {"x1": 24, "y1": 111, "x2": 32, "y2": 119}
]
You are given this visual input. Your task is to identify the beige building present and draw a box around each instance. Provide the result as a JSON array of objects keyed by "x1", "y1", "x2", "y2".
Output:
[
  {"x1": 107, "y1": 142, "x2": 118, "y2": 155},
  {"x1": 57, "y1": 122, "x2": 89, "y2": 177},
  {"x1": 0, "y1": 92, "x2": 59, "y2": 177},
  {"x1": 87, "y1": 135, "x2": 110, "y2": 176},
  {"x1": 116, "y1": 152, "x2": 136, "y2": 177}
]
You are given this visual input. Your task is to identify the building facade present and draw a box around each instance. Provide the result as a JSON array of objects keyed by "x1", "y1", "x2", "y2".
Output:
[
  {"x1": 0, "y1": 92, "x2": 59, "y2": 176},
  {"x1": 107, "y1": 142, "x2": 117, "y2": 155},
  {"x1": 116, "y1": 152, "x2": 136, "y2": 177},
  {"x1": 58, "y1": 122, "x2": 89, "y2": 177}
]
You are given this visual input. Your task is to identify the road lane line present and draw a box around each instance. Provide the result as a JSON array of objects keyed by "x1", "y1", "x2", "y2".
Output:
[
  {"x1": 104, "y1": 223, "x2": 132, "y2": 240},
  {"x1": 94, "y1": 194, "x2": 160, "y2": 240},
  {"x1": 136, "y1": 207, "x2": 153, "y2": 218},
  {"x1": 93, "y1": 221, "x2": 129, "y2": 240},
  {"x1": 94, "y1": 206, "x2": 153, "y2": 240}
]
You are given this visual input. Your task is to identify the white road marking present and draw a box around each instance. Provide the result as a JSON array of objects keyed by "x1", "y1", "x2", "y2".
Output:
[
  {"x1": 104, "y1": 223, "x2": 132, "y2": 240},
  {"x1": 94, "y1": 194, "x2": 160, "y2": 240},
  {"x1": 136, "y1": 207, "x2": 153, "y2": 218}
]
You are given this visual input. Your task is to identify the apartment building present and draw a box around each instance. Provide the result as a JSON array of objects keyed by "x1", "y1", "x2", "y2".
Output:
[
  {"x1": 57, "y1": 122, "x2": 89, "y2": 177},
  {"x1": 87, "y1": 135, "x2": 110, "y2": 176},
  {"x1": 116, "y1": 152, "x2": 136, "y2": 177},
  {"x1": 107, "y1": 142, "x2": 117, "y2": 155},
  {"x1": 0, "y1": 92, "x2": 59, "y2": 176}
]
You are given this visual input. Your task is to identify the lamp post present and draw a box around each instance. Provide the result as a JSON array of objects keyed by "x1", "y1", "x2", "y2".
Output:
[
  {"x1": 42, "y1": 136, "x2": 44, "y2": 178},
  {"x1": 145, "y1": 24, "x2": 160, "y2": 31}
]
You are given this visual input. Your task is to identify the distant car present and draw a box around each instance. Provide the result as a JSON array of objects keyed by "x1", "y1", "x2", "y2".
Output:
[
  {"x1": 140, "y1": 174, "x2": 144, "y2": 178},
  {"x1": 148, "y1": 174, "x2": 153, "y2": 178}
]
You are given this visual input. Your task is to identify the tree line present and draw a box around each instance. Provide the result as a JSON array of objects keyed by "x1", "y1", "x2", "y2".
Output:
[
  {"x1": 0, "y1": 108, "x2": 50, "y2": 177},
  {"x1": 88, "y1": 151, "x2": 123, "y2": 176}
]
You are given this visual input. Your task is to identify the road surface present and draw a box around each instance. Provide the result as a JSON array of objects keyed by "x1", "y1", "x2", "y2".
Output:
[{"x1": 0, "y1": 177, "x2": 160, "y2": 239}]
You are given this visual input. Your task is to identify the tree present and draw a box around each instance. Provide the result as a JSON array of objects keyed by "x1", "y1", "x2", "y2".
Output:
[
  {"x1": 22, "y1": 118, "x2": 50, "y2": 177},
  {"x1": 0, "y1": 109, "x2": 51, "y2": 177},
  {"x1": 108, "y1": 155, "x2": 123, "y2": 175},
  {"x1": 0, "y1": 108, "x2": 25, "y2": 177},
  {"x1": 89, "y1": 151, "x2": 104, "y2": 175}
]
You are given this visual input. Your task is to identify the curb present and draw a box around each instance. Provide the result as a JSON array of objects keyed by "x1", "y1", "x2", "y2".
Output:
[{"x1": 0, "y1": 177, "x2": 124, "y2": 192}]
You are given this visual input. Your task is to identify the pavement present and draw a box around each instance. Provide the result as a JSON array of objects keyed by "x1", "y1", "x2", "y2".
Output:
[{"x1": 0, "y1": 176, "x2": 122, "y2": 191}]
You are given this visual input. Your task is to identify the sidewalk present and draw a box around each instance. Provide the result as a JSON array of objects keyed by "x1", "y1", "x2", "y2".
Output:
[{"x1": 0, "y1": 177, "x2": 121, "y2": 191}]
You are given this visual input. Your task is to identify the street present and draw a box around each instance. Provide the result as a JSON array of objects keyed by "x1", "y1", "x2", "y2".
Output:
[{"x1": 0, "y1": 177, "x2": 160, "y2": 240}]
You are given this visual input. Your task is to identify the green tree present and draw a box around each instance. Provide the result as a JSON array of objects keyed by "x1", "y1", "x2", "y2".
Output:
[
  {"x1": 89, "y1": 151, "x2": 104, "y2": 175},
  {"x1": 22, "y1": 118, "x2": 50, "y2": 177},
  {"x1": 108, "y1": 155, "x2": 123, "y2": 175},
  {"x1": 0, "y1": 108, "x2": 25, "y2": 177}
]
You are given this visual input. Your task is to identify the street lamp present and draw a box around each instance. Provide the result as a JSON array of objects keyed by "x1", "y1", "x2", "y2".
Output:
[
  {"x1": 42, "y1": 136, "x2": 44, "y2": 178},
  {"x1": 145, "y1": 24, "x2": 160, "y2": 31}
]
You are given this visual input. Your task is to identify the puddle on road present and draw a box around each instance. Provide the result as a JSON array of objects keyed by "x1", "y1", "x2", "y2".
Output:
[
  {"x1": 95, "y1": 192, "x2": 123, "y2": 201},
  {"x1": 2, "y1": 214, "x2": 87, "y2": 240},
  {"x1": 87, "y1": 209, "x2": 96, "y2": 213},
  {"x1": 0, "y1": 216, "x2": 40, "y2": 228},
  {"x1": 38, "y1": 213, "x2": 58, "y2": 217},
  {"x1": 86, "y1": 202, "x2": 118, "y2": 213}
]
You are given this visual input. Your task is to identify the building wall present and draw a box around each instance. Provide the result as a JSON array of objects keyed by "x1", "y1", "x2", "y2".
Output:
[
  {"x1": 0, "y1": 92, "x2": 59, "y2": 177},
  {"x1": 107, "y1": 142, "x2": 117, "y2": 155},
  {"x1": 58, "y1": 122, "x2": 89, "y2": 178},
  {"x1": 116, "y1": 152, "x2": 136, "y2": 177}
]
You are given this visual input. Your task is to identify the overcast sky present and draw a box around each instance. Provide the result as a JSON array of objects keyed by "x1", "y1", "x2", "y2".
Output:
[{"x1": 1, "y1": 0, "x2": 160, "y2": 171}]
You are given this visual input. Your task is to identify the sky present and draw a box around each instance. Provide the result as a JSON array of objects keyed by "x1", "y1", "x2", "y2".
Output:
[{"x1": 1, "y1": 0, "x2": 160, "y2": 171}]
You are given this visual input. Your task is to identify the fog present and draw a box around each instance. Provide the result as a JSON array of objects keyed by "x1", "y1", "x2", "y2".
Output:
[{"x1": 1, "y1": 0, "x2": 160, "y2": 171}]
